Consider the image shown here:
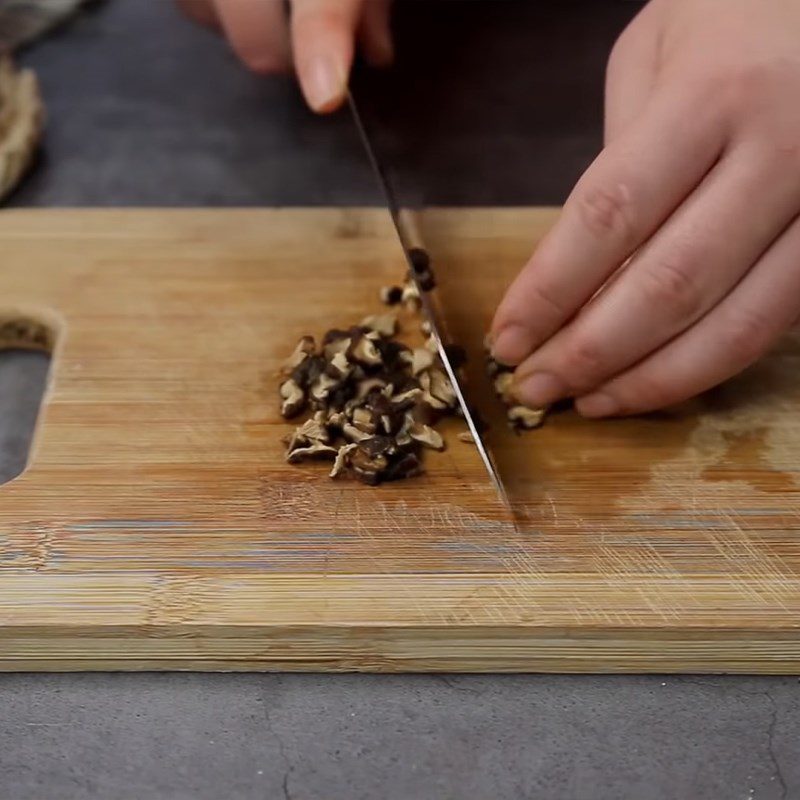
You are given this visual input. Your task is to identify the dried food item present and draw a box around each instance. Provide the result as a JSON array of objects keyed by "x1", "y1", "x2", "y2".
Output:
[
  {"x1": 0, "y1": 55, "x2": 43, "y2": 201},
  {"x1": 279, "y1": 320, "x2": 460, "y2": 485},
  {"x1": 507, "y1": 405, "x2": 546, "y2": 431},
  {"x1": 279, "y1": 378, "x2": 306, "y2": 419},
  {"x1": 360, "y1": 313, "x2": 397, "y2": 338},
  {"x1": 485, "y1": 346, "x2": 547, "y2": 431},
  {"x1": 380, "y1": 285, "x2": 403, "y2": 306}
]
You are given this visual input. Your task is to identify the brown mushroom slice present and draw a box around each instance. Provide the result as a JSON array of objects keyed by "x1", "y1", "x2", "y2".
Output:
[
  {"x1": 342, "y1": 422, "x2": 371, "y2": 443},
  {"x1": 281, "y1": 335, "x2": 316, "y2": 376},
  {"x1": 383, "y1": 451, "x2": 422, "y2": 482},
  {"x1": 355, "y1": 377, "x2": 387, "y2": 400},
  {"x1": 326, "y1": 411, "x2": 347, "y2": 434},
  {"x1": 493, "y1": 371, "x2": 515, "y2": 405},
  {"x1": 401, "y1": 281, "x2": 421, "y2": 310},
  {"x1": 380, "y1": 285, "x2": 403, "y2": 306},
  {"x1": 391, "y1": 387, "x2": 422, "y2": 406},
  {"x1": 285, "y1": 415, "x2": 330, "y2": 453},
  {"x1": 322, "y1": 330, "x2": 352, "y2": 360},
  {"x1": 427, "y1": 368, "x2": 457, "y2": 408},
  {"x1": 348, "y1": 334, "x2": 383, "y2": 367},
  {"x1": 360, "y1": 313, "x2": 397, "y2": 338},
  {"x1": 458, "y1": 432, "x2": 476, "y2": 444},
  {"x1": 418, "y1": 372, "x2": 449, "y2": 411},
  {"x1": 410, "y1": 424, "x2": 445, "y2": 451},
  {"x1": 286, "y1": 442, "x2": 339, "y2": 464},
  {"x1": 310, "y1": 372, "x2": 341, "y2": 404},
  {"x1": 508, "y1": 405, "x2": 546, "y2": 430},
  {"x1": 349, "y1": 444, "x2": 390, "y2": 486},
  {"x1": 279, "y1": 378, "x2": 306, "y2": 419},
  {"x1": 410, "y1": 347, "x2": 436, "y2": 376},
  {"x1": 330, "y1": 443, "x2": 358, "y2": 478},
  {"x1": 351, "y1": 406, "x2": 377, "y2": 434},
  {"x1": 326, "y1": 351, "x2": 351, "y2": 380}
]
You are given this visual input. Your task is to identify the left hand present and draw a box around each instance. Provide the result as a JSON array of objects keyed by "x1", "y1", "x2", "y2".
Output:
[
  {"x1": 490, "y1": 0, "x2": 800, "y2": 417},
  {"x1": 177, "y1": 0, "x2": 393, "y2": 113}
]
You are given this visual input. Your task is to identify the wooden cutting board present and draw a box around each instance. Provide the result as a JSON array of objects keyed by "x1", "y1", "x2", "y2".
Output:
[{"x1": 1, "y1": 208, "x2": 799, "y2": 673}]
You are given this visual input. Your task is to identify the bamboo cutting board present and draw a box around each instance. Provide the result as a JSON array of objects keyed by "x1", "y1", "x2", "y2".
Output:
[{"x1": 1, "y1": 208, "x2": 800, "y2": 673}]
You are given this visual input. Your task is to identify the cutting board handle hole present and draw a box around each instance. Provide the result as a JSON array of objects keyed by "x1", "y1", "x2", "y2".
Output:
[{"x1": 0, "y1": 312, "x2": 55, "y2": 486}]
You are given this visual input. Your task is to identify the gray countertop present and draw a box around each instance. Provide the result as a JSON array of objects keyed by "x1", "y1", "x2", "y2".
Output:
[{"x1": 1, "y1": 2, "x2": 798, "y2": 798}]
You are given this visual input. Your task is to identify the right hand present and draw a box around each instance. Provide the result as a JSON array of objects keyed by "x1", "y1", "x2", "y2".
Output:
[{"x1": 177, "y1": 0, "x2": 393, "y2": 113}]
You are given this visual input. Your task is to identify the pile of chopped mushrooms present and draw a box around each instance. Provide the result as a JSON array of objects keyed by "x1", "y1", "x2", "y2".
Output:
[{"x1": 278, "y1": 271, "x2": 545, "y2": 485}]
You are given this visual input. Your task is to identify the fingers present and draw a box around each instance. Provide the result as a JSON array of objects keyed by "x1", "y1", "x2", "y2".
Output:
[
  {"x1": 212, "y1": 0, "x2": 291, "y2": 74},
  {"x1": 575, "y1": 212, "x2": 800, "y2": 417},
  {"x1": 291, "y1": 0, "x2": 363, "y2": 113},
  {"x1": 512, "y1": 138, "x2": 800, "y2": 407},
  {"x1": 490, "y1": 89, "x2": 725, "y2": 367},
  {"x1": 358, "y1": 0, "x2": 393, "y2": 68}
]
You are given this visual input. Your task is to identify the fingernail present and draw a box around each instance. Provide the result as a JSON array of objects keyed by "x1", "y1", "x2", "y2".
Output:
[
  {"x1": 576, "y1": 392, "x2": 618, "y2": 418},
  {"x1": 491, "y1": 325, "x2": 531, "y2": 366},
  {"x1": 303, "y1": 55, "x2": 344, "y2": 112},
  {"x1": 514, "y1": 372, "x2": 565, "y2": 407}
]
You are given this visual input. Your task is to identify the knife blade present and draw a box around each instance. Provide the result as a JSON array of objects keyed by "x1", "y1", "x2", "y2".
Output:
[{"x1": 347, "y1": 89, "x2": 514, "y2": 513}]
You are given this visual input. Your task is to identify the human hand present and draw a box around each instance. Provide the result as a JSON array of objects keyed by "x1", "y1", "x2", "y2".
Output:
[
  {"x1": 490, "y1": 0, "x2": 800, "y2": 417},
  {"x1": 177, "y1": 0, "x2": 393, "y2": 112}
]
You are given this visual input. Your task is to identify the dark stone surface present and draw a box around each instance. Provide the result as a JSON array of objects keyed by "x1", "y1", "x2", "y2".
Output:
[{"x1": 1, "y1": 2, "x2": 798, "y2": 798}]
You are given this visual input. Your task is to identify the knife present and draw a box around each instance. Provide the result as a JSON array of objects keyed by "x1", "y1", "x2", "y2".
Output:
[{"x1": 347, "y1": 89, "x2": 514, "y2": 513}]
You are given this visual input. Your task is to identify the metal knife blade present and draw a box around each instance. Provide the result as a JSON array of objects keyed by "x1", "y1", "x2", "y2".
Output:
[{"x1": 347, "y1": 89, "x2": 513, "y2": 512}]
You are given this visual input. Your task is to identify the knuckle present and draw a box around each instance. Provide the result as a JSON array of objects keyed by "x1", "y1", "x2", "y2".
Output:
[
  {"x1": 562, "y1": 335, "x2": 609, "y2": 389},
  {"x1": 529, "y1": 279, "x2": 569, "y2": 320},
  {"x1": 638, "y1": 254, "x2": 703, "y2": 322},
  {"x1": 575, "y1": 181, "x2": 636, "y2": 243},
  {"x1": 716, "y1": 58, "x2": 794, "y2": 116},
  {"x1": 723, "y1": 307, "x2": 774, "y2": 365}
]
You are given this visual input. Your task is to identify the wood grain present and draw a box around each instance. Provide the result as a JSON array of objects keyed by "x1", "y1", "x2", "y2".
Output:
[{"x1": 1, "y1": 208, "x2": 799, "y2": 672}]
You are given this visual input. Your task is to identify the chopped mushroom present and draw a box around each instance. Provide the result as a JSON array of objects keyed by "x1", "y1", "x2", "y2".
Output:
[
  {"x1": 279, "y1": 298, "x2": 536, "y2": 484},
  {"x1": 458, "y1": 432, "x2": 475, "y2": 444},
  {"x1": 401, "y1": 281, "x2": 421, "y2": 310},
  {"x1": 360, "y1": 313, "x2": 397, "y2": 338},
  {"x1": 380, "y1": 285, "x2": 403, "y2": 306},
  {"x1": 281, "y1": 335, "x2": 315, "y2": 375},
  {"x1": 493, "y1": 372, "x2": 515, "y2": 405},
  {"x1": 410, "y1": 424, "x2": 445, "y2": 451},
  {"x1": 410, "y1": 347, "x2": 436, "y2": 375},
  {"x1": 286, "y1": 442, "x2": 338, "y2": 463},
  {"x1": 508, "y1": 405, "x2": 546, "y2": 431},
  {"x1": 280, "y1": 378, "x2": 306, "y2": 419},
  {"x1": 348, "y1": 333, "x2": 382, "y2": 367},
  {"x1": 330, "y1": 443, "x2": 358, "y2": 478},
  {"x1": 485, "y1": 347, "x2": 549, "y2": 430}
]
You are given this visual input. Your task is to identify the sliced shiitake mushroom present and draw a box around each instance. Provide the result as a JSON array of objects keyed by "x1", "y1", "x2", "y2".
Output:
[
  {"x1": 286, "y1": 442, "x2": 338, "y2": 464},
  {"x1": 380, "y1": 285, "x2": 403, "y2": 306},
  {"x1": 508, "y1": 405, "x2": 545, "y2": 431},
  {"x1": 281, "y1": 335, "x2": 315, "y2": 376},
  {"x1": 348, "y1": 333, "x2": 383, "y2": 367},
  {"x1": 330, "y1": 443, "x2": 358, "y2": 478},
  {"x1": 410, "y1": 347, "x2": 435, "y2": 376},
  {"x1": 360, "y1": 313, "x2": 397, "y2": 338},
  {"x1": 280, "y1": 378, "x2": 306, "y2": 419},
  {"x1": 410, "y1": 424, "x2": 445, "y2": 451},
  {"x1": 493, "y1": 372, "x2": 515, "y2": 405}
]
